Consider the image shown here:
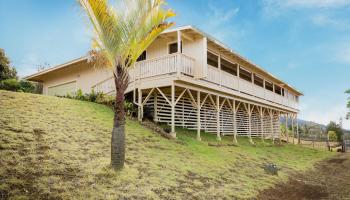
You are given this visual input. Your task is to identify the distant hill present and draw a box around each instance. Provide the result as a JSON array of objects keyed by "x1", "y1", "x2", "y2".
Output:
[{"x1": 281, "y1": 117, "x2": 350, "y2": 135}]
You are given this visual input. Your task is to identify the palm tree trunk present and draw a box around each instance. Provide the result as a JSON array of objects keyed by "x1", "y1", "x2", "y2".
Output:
[{"x1": 111, "y1": 63, "x2": 128, "y2": 170}]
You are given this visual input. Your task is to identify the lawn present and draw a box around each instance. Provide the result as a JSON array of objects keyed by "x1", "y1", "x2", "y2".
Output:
[{"x1": 0, "y1": 90, "x2": 334, "y2": 199}]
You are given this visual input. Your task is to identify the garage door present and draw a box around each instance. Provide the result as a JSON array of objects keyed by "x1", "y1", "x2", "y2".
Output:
[{"x1": 48, "y1": 81, "x2": 76, "y2": 96}]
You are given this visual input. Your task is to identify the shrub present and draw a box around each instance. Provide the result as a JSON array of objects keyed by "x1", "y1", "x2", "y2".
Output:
[
  {"x1": 0, "y1": 79, "x2": 20, "y2": 91},
  {"x1": 85, "y1": 89, "x2": 98, "y2": 102},
  {"x1": 328, "y1": 131, "x2": 338, "y2": 142},
  {"x1": 75, "y1": 89, "x2": 86, "y2": 101},
  {"x1": 19, "y1": 80, "x2": 35, "y2": 93},
  {"x1": 124, "y1": 100, "x2": 136, "y2": 117},
  {"x1": 96, "y1": 93, "x2": 115, "y2": 107}
]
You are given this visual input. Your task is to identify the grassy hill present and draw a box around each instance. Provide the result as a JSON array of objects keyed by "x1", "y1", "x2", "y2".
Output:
[{"x1": 0, "y1": 90, "x2": 334, "y2": 199}]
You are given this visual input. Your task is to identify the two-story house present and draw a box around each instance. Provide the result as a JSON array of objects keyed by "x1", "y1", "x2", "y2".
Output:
[{"x1": 25, "y1": 25, "x2": 302, "y2": 142}]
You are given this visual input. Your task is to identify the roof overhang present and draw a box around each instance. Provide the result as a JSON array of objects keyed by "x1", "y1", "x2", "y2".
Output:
[{"x1": 24, "y1": 56, "x2": 88, "y2": 82}]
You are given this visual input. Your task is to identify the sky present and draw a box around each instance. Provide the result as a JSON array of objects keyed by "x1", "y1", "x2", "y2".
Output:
[{"x1": 0, "y1": 0, "x2": 349, "y2": 128}]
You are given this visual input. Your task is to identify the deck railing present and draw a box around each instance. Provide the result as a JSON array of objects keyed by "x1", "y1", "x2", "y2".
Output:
[
  {"x1": 204, "y1": 65, "x2": 298, "y2": 109},
  {"x1": 93, "y1": 53, "x2": 195, "y2": 94}
]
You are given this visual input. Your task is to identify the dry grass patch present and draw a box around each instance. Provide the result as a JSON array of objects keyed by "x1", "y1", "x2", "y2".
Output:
[{"x1": 0, "y1": 90, "x2": 334, "y2": 199}]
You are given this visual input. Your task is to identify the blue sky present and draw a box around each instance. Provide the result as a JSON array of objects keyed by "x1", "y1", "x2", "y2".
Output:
[{"x1": 0, "y1": 0, "x2": 349, "y2": 128}]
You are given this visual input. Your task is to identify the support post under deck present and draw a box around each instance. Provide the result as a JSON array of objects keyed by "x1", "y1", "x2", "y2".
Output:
[
  {"x1": 138, "y1": 88, "x2": 143, "y2": 121},
  {"x1": 216, "y1": 95, "x2": 221, "y2": 141},
  {"x1": 285, "y1": 113, "x2": 289, "y2": 143},
  {"x1": 292, "y1": 115, "x2": 295, "y2": 144},
  {"x1": 197, "y1": 91, "x2": 201, "y2": 141},
  {"x1": 170, "y1": 84, "x2": 176, "y2": 138}
]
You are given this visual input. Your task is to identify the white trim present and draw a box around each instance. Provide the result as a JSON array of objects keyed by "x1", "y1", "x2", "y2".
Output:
[{"x1": 47, "y1": 80, "x2": 77, "y2": 89}]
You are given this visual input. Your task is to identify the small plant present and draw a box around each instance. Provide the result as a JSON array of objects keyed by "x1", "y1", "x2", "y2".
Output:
[
  {"x1": 85, "y1": 89, "x2": 98, "y2": 102},
  {"x1": 124, "y1": 100, "x2": 136, "y2": 117},
  {"x1": 75, "y1": 89, "x2": 86, "y2": 101}
]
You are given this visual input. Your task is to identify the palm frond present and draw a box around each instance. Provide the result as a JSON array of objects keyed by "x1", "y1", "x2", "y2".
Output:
[{"x1": 80, "y1": 0, "x2": 175, "y2": 72}]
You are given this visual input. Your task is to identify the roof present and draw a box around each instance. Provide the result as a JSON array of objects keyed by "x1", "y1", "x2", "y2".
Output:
[
  {"x1": 25, "y1": 25, "x2": 303, "y2": 95},
  {"x1": 24, "y1": 56, "x2": 88, "y2": 82}
]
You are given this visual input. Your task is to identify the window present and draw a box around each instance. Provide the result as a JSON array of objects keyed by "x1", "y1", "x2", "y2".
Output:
[
  {"x1": 136, "y1": 51, "x2": 147, "y2": 62},
  {"x1": 281, "y1": 88, "x2": 285, "y2": 96},
  {"x1": 274, "y1": 85, "x2": 282, "y2": 95},
  {"x1": 265, "y1": 81, "x2": 273, "y2": 92},
  {"x1": 254, "y1": 74, "x2": 264, "y2": 87},
  {"x1": 207, "y1": 51, "x2": 219, "y2": 68},
  {"x1": 239, "y1": 67, "x2": 252, "y2": 82},
  {"x1": 169, "y1": 42, "x2": 182, "y2": 54},
  {"x1": 221, "y1": 58, "x2": 237, "y2": 76}
]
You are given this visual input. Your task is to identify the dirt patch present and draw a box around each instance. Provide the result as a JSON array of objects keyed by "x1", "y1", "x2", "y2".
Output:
[
  {"x1": 327, "y1": 158, "x2": 346, "y2": 164},
  {"x1": 257, "y1": 153, "x2": 350, "y2": 200}
]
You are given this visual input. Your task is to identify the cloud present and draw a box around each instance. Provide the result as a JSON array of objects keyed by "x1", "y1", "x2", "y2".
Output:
[
  {"x1": 208, "y1": 4, "x2": 239, "y2": 24},
  {"x1": 310, "y1": 14, "x2": 350, "y2": 29},
  {"x1": 335, "y1": 46, "x2": 350, "y2": 64},
  {"x1": 264, "y1": 0, "x2": 350, "y2": 9},
  {"x1": 201, "y1": 3, "x2": 243, "y2": 42}
]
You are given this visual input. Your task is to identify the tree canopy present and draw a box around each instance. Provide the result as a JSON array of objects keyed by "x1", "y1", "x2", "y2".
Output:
[
  {"x1": 0, "y1": 48, "x2": 17, "y2": 81},
  {"x1": 326, "y1": 121, "x2": 343, "y2": 142}
]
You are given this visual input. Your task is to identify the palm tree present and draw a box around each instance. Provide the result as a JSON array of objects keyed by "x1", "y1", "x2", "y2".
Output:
[{"x1": 79, "y1": 0, "x2": 175, "y2": 170}]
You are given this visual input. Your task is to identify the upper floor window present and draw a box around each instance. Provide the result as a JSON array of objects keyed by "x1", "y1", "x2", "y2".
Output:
[
  {"x1": 239, "y1": 67, "x2": 252, "y2": 82},
  {"x1": 221, "y1": 58, "x2": 237, "y2": 76},
  {"x1": 207, "y1": 51, "x2": 219, "y2": 68},
  {"x1": 281, "y1": 88, "x2": 285, "y2": 96},
  {"x1": 254, "y1": 74, "x2": 264, "y2": 87},
  {"x1": 265, "y1": 81, "x2": 273, "y2": 92},
  {"x1": 136, "y1": 51, "x2": 147, "y2": 62},
  {"x1": 169, "y1": 42, "x2": 182, "y2": 54},
  {"x1": 274, "y1": 85, "x2": 282, "y2": 95}
]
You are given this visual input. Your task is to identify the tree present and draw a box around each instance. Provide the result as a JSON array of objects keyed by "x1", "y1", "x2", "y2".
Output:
[
  {"x1": 0, "y1": 48, "x2": 17, "y2": 81},
  {"x1": 346, "y1": 89, "x2": 350, "y2": 120},
  {"x1": 326, "y1": 121, "x2": 343, "y2": 142},
  {"x1": 328, "y1": 131, "x2": 337, "y2": 142},
  {"x1": 79, "y1": 0, "x2": 175, "y2": 170}
]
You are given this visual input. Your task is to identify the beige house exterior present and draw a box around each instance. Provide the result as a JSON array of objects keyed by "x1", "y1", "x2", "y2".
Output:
[{"x1": 26, "y1": 25, "x2": 302, "y2": 142}]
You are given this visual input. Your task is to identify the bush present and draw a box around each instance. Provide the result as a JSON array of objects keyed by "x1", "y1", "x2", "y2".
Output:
[
  {"x1": 75, "y1": 89, "x2": 86, "y2": 101},
  {"x1": 0, "y1": 79, "x2": 20, "y2": 91},
  {"x1": 96, "y1": 92, "x2": 115, "y2": 107},
  {"x1": 328, "y1": 131, "x2": 338, "y2": 142},
  {"x1": 85, "y1": 89, "x2": 98, "y2": 102},
  {"x1": 0, "y1": 78, "x2": 42, "y2": 94},
  {"x1": 19, "y1": 80, "x2": 35, "y2": 93},
  {"x1": 124, "y1": 100, "x2": 136, "y2": 117},
  {"x1": 59, "y1": 89, "x2": 137, "y2": 117}
]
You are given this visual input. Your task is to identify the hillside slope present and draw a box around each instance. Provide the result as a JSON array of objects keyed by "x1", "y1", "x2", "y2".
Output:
[{"x1": 0, "y1": 90, "x2": 333, "y2": 199}]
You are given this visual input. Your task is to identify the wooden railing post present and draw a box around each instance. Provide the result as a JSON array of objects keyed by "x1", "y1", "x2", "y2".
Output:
[{"x1": 176, "y1": 53, "x2": 181, "y2": 77}]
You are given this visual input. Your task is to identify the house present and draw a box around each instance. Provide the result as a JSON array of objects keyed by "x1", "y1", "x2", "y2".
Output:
[{"x1": 25, "y1": 25, "x2": 302, "y2": 142}]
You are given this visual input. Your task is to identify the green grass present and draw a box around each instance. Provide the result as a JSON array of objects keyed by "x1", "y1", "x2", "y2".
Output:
[{"x1": 0, "y1": 90, "x2": 334, "y2": 199}]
